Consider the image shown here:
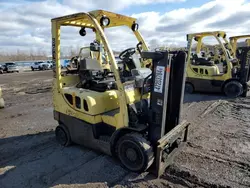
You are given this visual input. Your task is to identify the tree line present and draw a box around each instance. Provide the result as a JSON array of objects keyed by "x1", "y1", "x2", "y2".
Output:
[{"x1": 0, "y1": 48, "x2": 77, "y2": 62}]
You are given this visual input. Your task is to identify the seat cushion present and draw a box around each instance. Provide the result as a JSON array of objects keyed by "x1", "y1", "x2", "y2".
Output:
[{"x1": 195, "y1": 58, "x2": 214, "y2": 66}]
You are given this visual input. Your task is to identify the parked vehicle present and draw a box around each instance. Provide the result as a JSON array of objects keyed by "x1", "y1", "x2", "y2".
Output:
[
  {"x1": 185, "y1": 31, "x2": 250, "y2": 97},
  {"x1": 52, "y1": 61, "x2": 63, "y2": 70},
  {"x1": 52, "y1": 10, "x2": 189, "y2": 177},
  {"x1": 31, "y1": 61, "x2": 51, "y2": 71},
  {"x1": 229, "y1": 35, "x2": 250, "y2": 58},
  {"x1": 7, "y1": 65, "x2": 19, "y2": 73},
  {"x1": 2, "y1": 62, "x2": 19, "y2": 73},
  {"x1": 0, "y1": 65, "x2": 4, "y2": 74},
  {"x1": 46, "y1": 61, "x2": 53, "y2": 69}
]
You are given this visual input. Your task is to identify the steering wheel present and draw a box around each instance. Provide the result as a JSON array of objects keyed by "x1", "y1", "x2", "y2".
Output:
[{"x1": 119, "y1": 47, "x2": 136, "y2": 61}]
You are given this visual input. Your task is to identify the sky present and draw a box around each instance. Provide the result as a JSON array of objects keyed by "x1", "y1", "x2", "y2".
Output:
[{"x1": 0, "y1": 0, "x2": 250, "y2": 55}]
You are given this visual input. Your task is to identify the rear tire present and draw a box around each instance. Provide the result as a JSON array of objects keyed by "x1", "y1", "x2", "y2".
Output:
[
  {"x1": 55, "y1": 125, "x2": 71, "y2": 146},
  {"x1": 223, "y1": 81, "x2": 243, "y2": 97},
  {"x1": 116, "y1": 133, "x2": 154, "y2": 172},
  {"x1": 31, "y1": 67, "x2": 34, "y2": 71},
  {"x1": 185, "y1": 82, "x2": 194, "y2": 94}
]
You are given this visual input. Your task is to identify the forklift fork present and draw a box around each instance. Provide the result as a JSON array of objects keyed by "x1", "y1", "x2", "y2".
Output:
[{"x1": 155, "y1": 120, "x2": 190, "y2": 177}]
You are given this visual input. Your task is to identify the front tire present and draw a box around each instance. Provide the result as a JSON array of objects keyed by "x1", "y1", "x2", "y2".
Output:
[
  {"x1": 185, "y1": 82, "x2": 194, "y2": 94},
  {"x1": 223, "y1": 81, "x2": 243, "y2": 97},
  {"x1": 116, "y1": 133, "x2": 154, "y2": 172},
  {"x1": 55, "y1": 125, "x2": 71, "y2": 146}
]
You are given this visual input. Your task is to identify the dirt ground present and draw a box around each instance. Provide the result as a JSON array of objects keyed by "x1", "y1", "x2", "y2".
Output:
[{"x1": 0, "y1": 71, "x2": 249, "y2": 188}]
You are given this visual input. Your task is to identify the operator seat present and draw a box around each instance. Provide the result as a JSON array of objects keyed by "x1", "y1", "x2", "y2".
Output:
[
  {"x1": 194, "y1": 53, "x2": 220, "y2": 75},
  {"x1": 193, "y1": 53, "x2": 214, "y2": 66},
  {"x1": 66, "y1": 56, "x2": 79, "y2": 74},
  {"x1": 78, "y1": 58, "x2": 117, "y2": 92},
  {"x1": 121, "y1": 53, "x2": 141, "y2": 79},
  {"x1": 124, "y1": 53, "x2": 141, "y2": 69},
  {"x1": 124, "y1": 58, "x2": 137, "y2": 70}
]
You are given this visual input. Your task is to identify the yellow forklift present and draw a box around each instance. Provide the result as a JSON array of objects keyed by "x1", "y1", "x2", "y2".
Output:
[
  {"x1": 0, "y1": 87, "x2": 4, "y2": 108},
  {"x1": 52, "y1": 10, "x2": 189, "y2": 176},
  {"x1": 185, "y1": 31, "x2": 250, "y2": 97},
  {"x1": 229, "y1": 35, "x2": 250, "y2": 58},
  {"x1": 246, "y1": 39, "x2": 250, "y2": 46}
]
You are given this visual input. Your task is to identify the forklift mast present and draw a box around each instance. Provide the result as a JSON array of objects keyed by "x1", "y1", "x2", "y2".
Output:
[
  {"x1": 238, "y1": 47, "x2": 250, "y2": 84},
  {"x1": 141, "y1": 50, "x2": 189, "y2": 176},
  {"x1": 141, "y1": 50, "x2": 187, "y2": 144}
]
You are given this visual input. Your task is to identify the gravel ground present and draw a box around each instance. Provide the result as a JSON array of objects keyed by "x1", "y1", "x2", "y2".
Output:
[{"x1": 0, "y1": 71, "x2": 249, "y2": 188}]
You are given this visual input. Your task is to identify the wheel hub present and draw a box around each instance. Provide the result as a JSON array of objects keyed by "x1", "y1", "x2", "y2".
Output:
[
  {"x1": 229, "y1": 85, "x2": 238, "y2": 93},
  {"x1": 126, "y1": 148, "x2": 137, "y2": 162}
]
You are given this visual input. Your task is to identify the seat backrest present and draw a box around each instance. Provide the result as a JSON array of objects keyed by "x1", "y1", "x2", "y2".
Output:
[
  {"x1": 196, "y1": 52, "x2": 203, "y2": 58},
  {"x1": 131, "y1": 54, "x2": 141, "y2": 69},
  {"x1": 79, "y1": 58, "x2": 102, "y2": 71}
]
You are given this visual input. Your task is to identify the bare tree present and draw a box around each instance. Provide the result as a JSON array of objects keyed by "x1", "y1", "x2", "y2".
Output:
[{"x1": 0, "y1": 49, "x2": 48, "y2": 62}]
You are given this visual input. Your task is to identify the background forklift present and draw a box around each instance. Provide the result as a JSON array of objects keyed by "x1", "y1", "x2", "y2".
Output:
[
  {"x1": 185, "y1": 31, "x2": 250, "y2": 97},
  {"x1": 52, "y1": 10, "x2": 189, "y2": 177},
  {"x1": 247, "y1": 39, "x2": 250, "y2": 47},
  {"x1": 229, "y1": 35, "x2": 250, "y2": 58}
]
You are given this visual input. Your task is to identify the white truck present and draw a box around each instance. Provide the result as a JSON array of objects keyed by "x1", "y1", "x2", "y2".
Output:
[{"x1": 31, "y1": 61, "x2": 52, "y2": 71}]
